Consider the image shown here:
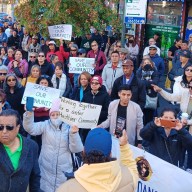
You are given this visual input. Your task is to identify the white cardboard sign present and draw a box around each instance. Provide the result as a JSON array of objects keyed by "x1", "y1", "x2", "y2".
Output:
[
  {"x1": 48, "y1": 24, "x2": 72, "y2": 40},
  {"x1": 59, "y1": 97, "x2": 102, "y2": 128},
  {"x1": 21, "y1": 82, "x2": 61, "y2": 108}
]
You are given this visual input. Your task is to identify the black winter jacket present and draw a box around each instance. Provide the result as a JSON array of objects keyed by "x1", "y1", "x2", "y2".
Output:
[
  {"x1": 82, "y1": 86, "x2": 110, "y2": 124},
  {"x1": 140, "y1": 121, "x2": 192, "y2": 166},
  {"x1": 111, "y1": 74, "x2": 146, "y2": 110}
]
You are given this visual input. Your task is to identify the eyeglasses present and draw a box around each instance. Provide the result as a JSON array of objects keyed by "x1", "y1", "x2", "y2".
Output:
[
  {"x1": 91, "y1": 44, "x2": 97, "y2": 47},
  {"x1": 38, "y1": 55, "x2": 45, "y2": 57},
  {"x1": 30, "y1": 56, "x2": 36, "y2": 58},
  {"x1": 91, "y1": 82, "x2": 100, "y2": 85},
  {"x1": 7, "y1": 78, "x2": 16, "y2": 82},
  {"x1": 0, "y1": 125, "x2": 15, "y2": 131},
  {"x1": 116, "y1": 45, "x2": 121, "y2": 48},
  {"x1": 185, "y1": 69, "x2": 192, "y2": 72},
  {"x1": 0, "y1": 73, "x2": 7, "y2": 76},
  {"x1": 71, "y1": 49, "x2": 77, "y2": 52},
  {"x1": 40, "y1": 75, "x2": 50, "y2": 79},
  {"x1": 149, "y1": 48, "x2": 157, "y2": 51}
]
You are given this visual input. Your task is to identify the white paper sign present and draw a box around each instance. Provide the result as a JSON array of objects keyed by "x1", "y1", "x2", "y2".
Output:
[
  {"x1": 21, "y1": 82, "x2": 61, "y2": 108},
  {"x1": 59, "y1": 97, "x2": 102, "y2": 128},
  {"x1": 48, "y1": 24, "x2": 72, "y2": 40},
  {"x1": 69, "y1": 57, "x2": 95, "y2": 74}
]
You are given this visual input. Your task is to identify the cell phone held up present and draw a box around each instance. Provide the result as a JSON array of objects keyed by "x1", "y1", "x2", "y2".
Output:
[
  {"x1": 26, "y1": 97, "x2": 34, "y2": 112},
  {"x1": 160, "y1": 118, "x2": 177, "y2": 128},
  {"x1": 115, "y1": 117, "x2": 126, "y2": 138}
]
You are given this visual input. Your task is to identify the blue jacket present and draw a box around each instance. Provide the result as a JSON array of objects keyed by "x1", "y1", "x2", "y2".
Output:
[
  {"x1": 140, "y1": 121, "x2": 192, "y2": 167},
  {"x1": 150, "y1": 54, "x2": 165, "y2": 76},
  {"x1": 0, "y1": 136, "x2": 42, "y2": 192}
]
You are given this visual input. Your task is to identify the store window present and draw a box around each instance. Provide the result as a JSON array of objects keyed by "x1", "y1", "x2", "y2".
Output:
[{"x1": 147, "y1": 1, "x2": 182, "y2": 27}]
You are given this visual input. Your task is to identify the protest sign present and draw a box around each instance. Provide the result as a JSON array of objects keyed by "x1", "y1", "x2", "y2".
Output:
[
  {"x1": 21, "y1": 82, "x2": 61, "y2": 108},
  {"x1": 69, "y1": 57, "x2": 95, "y2": 74},
  {"x1": 111, "y1": 139, "x2": 192, "y2": 192},
  {"x1": 48, "y1": 24, "x2": 72, "y2": 40},
  {"x1": 59, "y1": 97, "x2": 102, "y2": 128}
]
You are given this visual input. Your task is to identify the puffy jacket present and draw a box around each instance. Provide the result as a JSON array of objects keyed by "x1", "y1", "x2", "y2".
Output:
[
  {"x1": 140, "y1": 121, "x2": 192, "y2": 166},
  {"x1": 23, "y1": 112, "x2": 84, "y2": 192},
  {"x1": 37, "y1": 60, "x2": 54, "y2": 77}
]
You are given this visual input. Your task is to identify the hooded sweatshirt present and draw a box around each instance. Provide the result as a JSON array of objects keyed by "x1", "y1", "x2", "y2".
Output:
[{"x1": 57, "y1": 144, "x2": 138, "y2": 192}]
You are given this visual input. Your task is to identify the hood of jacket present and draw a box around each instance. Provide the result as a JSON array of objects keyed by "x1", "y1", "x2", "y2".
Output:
[{"x1": 75, "y1": 160, "x2": 121, "y2": 192}]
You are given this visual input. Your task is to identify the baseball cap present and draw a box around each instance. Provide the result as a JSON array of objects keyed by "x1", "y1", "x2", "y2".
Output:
[
  {"x1": 149, "y1": 45, "x2": 157, "y2": 49},
  {"x1": 181, "y1": 50, "x2": 191, "y2": 59},
  {"x1": 122, "y1": 59, "x2": 134, "y2": 66},
  {"x1": 78, "y1": 48, "x2": 86, "y2": 54},
  {"x1": 84, "y1": 128, "x2": 112, "y2": 157},
  {"x1": 119, "y1": 48, "x2": 128, "y2": 54},
  {"x1": 90, "y1": 75, "x2": 103, "y2": 85},
  {"x1": 48, "y1": 40, "x2": 56, "y2": 45}
]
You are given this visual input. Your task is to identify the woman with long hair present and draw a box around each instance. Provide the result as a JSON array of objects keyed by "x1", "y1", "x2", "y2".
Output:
[
  {"x1": 8, "y1": 49, "x2": 28, "y2": 81},
  {"x1": 136, "y1": 58, "x2": 159, "y2": 124}
]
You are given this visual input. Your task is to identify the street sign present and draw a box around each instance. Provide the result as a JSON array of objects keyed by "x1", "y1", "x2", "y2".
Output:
[{"x1": 124, "y1": 0, "x2": 147, "y2": 24}]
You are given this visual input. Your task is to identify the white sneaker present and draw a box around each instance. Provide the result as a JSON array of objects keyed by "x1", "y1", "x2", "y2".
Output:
[{"x1": 186, "y1": 168, "x2": 192, "y2": 174}]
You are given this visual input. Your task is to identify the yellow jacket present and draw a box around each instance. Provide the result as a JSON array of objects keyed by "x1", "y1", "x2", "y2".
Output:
[
  {"x1": 21, "y1": 76, "x2": 38, "y2": 86},
  {"x1": 57, "y1": 144, "x2": 138, "y2": 192}
]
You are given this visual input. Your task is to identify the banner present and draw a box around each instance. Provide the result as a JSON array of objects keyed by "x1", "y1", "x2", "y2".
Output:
[
  {"x1": 21, "y1": 82, "x2": 61, "y2": 108},
  {"x1": 69, "y1": 57, "x2": 95, "y2": 74},
  {"x1": 59, "y1": 97, "x2": 102, "y2": 128},
  {"x1": 124, "y1": 0, "x2": 147, "y2": 24},
  {"x1": 111, "y1": 139, "x2": 192, "y2": 192},
  {"x1": 48, "y1": 24, "x2": 72, "y2": 40}
]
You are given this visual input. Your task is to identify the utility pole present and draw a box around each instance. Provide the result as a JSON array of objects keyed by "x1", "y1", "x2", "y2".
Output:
[{"x1": 120, "y1": 0, "x2": 126, "y2": 46}]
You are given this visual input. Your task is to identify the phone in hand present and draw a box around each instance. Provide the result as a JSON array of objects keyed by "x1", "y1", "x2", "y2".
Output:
[
  {"x1": 115, "y1": 117, "x2": 126, "y2": 138},
  {"x1": 160, "y1": 118, "x2": 177, "y2": 128},
  {"x1": 26, "y1": 97, "x2": 34, "y2": 111}
]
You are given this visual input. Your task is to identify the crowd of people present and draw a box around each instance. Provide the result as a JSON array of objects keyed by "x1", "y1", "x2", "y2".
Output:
[{"x1": 0, "y1": 15, "x2": 192, "y2": 192}]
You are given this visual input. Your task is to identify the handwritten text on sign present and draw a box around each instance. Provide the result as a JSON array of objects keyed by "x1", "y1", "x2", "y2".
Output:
[
  {"x1": 69, "y1": 57, "x2": 95, "y2": 74},
  {"x1": 59, "y1": 97, "x2": 102, "y2": 128},
  {"x1": 48, "y1": 24, "x2": 72, "y2": 40},
  {"x1": 21, "y1": 82, "x2": 61, "y2": 108}
]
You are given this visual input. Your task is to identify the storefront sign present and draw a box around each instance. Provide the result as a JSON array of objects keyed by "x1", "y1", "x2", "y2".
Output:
[
  {"x1": 59, "y1": 97, "x2": 102, "y2": 128},
  {"x1": 69, "y1": 57, "x2": 95, "y2": 74},
  {"x1": 48, "y1": 24, "x2": 72, "y2": 40},
  {"x1": 145, "y1": 24, "x2": 180, "y2": 58},
  {"x1": 124, "y1": 0, "x2": 147, "y2": 24},
  {"x1": 21, "y1": 82, "x2": 61, "y2": 108}
]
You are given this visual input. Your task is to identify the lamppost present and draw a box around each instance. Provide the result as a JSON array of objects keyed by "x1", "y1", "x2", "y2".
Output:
[{"x1": 119, "y1": 0, "x2": 126, "y2": 46}]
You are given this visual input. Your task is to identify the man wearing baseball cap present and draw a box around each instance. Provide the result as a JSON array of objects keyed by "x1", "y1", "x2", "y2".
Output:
[
  {"x1": 28, "y1": 34, "x2": 41, "y2": 58},
  {"x1": 57, "y1": 128, "x2": 138, "y2": 192},
  {"x1": 111, "y1": 59, "x2": 146, "y2": 110}
]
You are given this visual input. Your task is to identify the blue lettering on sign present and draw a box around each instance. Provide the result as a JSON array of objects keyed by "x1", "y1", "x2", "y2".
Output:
[{"x1": 137, "y1": 181, "x2": 158, "y2": 192}]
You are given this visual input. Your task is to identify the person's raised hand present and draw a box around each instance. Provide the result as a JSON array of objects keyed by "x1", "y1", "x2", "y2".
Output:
[
  {"x1": 151, "y1": 84, "x2": 162, "y2": 92},
  {"x1": 154, "y1": 117, "x2": 161, "y2": 127},
  {"x1": 71, "y1": 125, "x2": 79, "y2": 134},
  {"x1": 174, "y1": 120, "x2": 183, "y2": 131},
  {"x1": 119, "y1": 130, "x2": 128, "y2": 146}
]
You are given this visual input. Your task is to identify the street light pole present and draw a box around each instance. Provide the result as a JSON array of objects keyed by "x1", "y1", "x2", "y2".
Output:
[{"x1": 121, "y1": 0, "x2": 126, "y2": 46}]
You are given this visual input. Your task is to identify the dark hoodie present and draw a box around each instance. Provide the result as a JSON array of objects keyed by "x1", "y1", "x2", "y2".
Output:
[{"x1": 37, "y1": 60, "x2": 54, "y2": 77}]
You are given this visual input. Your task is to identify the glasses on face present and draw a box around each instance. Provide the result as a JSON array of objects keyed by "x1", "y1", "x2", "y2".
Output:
[
  {"x1": 7, "y1": 78, "x2": 16, "y2": 82},
  {"x1": 91, "y1": 44, "x2": 97, "y2": 47},
  {"x1": 70, "y1": 49, "x2": 77, "y2": 52},
  {"x1": 38, "y1": 55, "x2": 45, "y2": 57},
  {"x1": 30, "y1": 56, "x2": 36, "y2": 58},
  {"x1": 185, "y1": 69, "x2": 192, "y2": 73},
  {"x1": 0, "y1": 73, "x2": 7, "y2": 76},
  {"x1": 116, "y1": 45, "x2": 121, "y2": 48},
  {"x1": 91, "y1": 82, "x2": 99, "y2": 85},
  {"x1": 0, "y1": 125, "x2": 15, "y2": 131}
]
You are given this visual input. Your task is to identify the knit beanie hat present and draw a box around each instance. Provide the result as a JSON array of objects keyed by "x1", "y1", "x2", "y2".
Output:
[{"x1": 49, "y1": 98, "x2": 61, "y2": 115}]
